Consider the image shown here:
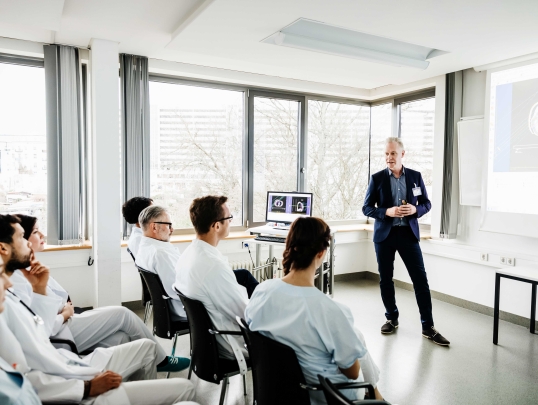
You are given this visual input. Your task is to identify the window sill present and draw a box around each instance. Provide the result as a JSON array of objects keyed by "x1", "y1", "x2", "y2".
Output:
[
  {"x1": 42, "y1": 242, "x2": 92, "y2": 252},
  {"x1": 120, "y1": 231, "x2": 256, "y2": 247}
]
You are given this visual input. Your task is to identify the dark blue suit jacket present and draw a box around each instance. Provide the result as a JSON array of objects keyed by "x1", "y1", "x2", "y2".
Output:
[{"x1": 362, "y1": 167, "x2": 431, "y2": 243}]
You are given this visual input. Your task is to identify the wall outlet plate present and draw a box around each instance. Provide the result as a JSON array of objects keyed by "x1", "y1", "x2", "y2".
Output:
[{"x1": 480, "y1": 253, "x2": 488, "y2": 262}]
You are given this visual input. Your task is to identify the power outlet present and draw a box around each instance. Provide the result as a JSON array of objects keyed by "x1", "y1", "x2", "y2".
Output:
[
  {"x1": 500, "y1": 257, "x2": 515, "y2": 266},
  {"x1": 480, "y1": 253, "x2": 488, "y2": 262},
  {"x1": 242, "y1": 242, "x2": 249, "y2": 249}
]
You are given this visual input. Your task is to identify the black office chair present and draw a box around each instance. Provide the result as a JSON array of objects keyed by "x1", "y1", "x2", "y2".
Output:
[
  {"x1": 176, "y1": 288, "x2": 249, "y2": 405},
  {"x1": 127, "y1": 248, "x2": 152, "y2": 324},
  {"x1": 236, "y1": 317, "x2": 313, "y2": 405},
  {"x1": 317, "y1": 375, "x2": 390, "y2": 405},
  {"x1": 137, "y1": 267, "x2": 189, "y2": 378}
]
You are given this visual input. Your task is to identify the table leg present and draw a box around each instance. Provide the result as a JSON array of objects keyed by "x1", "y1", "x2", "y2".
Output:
[
  {"x1": 531, "y1": 283, "x2": 536, "y2": 334},
  {"x1": 493, "y1": 273, "x2": 501, "y2": 345}
]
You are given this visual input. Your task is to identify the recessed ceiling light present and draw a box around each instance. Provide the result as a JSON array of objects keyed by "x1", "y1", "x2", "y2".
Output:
[{"x1": 262, "y1": 18, "x2": 447, "y2": 70}]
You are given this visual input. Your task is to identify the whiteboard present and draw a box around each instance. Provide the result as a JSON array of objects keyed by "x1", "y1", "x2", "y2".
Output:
[{"x1": 457, "y1": 118, "x2": 484, "y2": 206}]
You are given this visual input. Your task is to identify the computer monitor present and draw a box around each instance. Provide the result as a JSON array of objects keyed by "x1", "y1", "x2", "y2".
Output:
[{"x1": 266, "y1": 191, "x2": 313, "y2": 225}]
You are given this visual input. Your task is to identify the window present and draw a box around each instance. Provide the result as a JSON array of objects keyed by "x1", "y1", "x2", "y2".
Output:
[
  {"x1": 399, "y1": 97, "x2": 435, "y2": 224},
  {"x1": 0, "y1": 62, "x2": 47, "y2": 233},
  {"x1": 149, "y1": 82, "x2": 244, "y2": 229},
  {"x1": 307, "y1": 100, "x2": 370, "y2": 220},
  {"x1": 370, "y1": 103, "x2": 392, "y2": 175},
  {"x1": 252, "y1": 96, "x2": 300, "y2": 223}
]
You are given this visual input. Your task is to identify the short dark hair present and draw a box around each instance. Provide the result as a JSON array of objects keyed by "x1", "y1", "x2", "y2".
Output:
[
  {"x1": 15, "y1": 214, "x2": 37, "y2": 240},
  {"x1": 0, "y1": 214, "x2": 22, "y2": 245},
  {"x1": 190, "y1": 195, "x2": 228, "y2": 235},
  {"x1": 122, "y1": 197, "x2": 153, "y2": 224},
  {"x1": 282, "y1": 217, "x2": 331, "y2": 275}
]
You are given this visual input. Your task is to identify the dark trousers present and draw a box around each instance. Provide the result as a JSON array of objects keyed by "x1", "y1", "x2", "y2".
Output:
[
  {"x1": 374, "y1": 226, "x2": 434, "y2": 329},
  {"x1": 233, "y1": 269, "x2": 259, "y2": 298}
]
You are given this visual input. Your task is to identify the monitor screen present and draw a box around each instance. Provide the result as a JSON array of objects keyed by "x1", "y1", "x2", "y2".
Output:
[{"x1": 266, "y1": 191, "x2": 313, "y2": 224}]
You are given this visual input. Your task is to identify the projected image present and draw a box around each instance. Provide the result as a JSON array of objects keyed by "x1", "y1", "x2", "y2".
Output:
[
  {"x1": 291, "y1": 196, "x2": 308, "y2": 214},
  {"x1": 493, "y1": 78, "x2": 538, "y2": 172},
  {"x1": 270, "y1": 195, "x2": 287, "y2": 213}
]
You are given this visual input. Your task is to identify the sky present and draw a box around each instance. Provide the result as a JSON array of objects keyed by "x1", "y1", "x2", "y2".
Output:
[{"x1": 0, "y1": 63, "x2": 46, "y2": 136}]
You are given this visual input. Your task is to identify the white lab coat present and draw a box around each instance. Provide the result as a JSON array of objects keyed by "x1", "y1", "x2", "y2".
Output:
[
  {"x1": 0, "y1": 355, "x2": 41, "y2": 405},
  {"x1": 9, "y1": 271, "x2": 167, "y2": 359},
  {"x1": 135, "y1": 236, "x2": 186, "y2": 319},
  {"x1": 0, "y1": 311, "x2": 197, "y2": 405},
  {"x1": 173, "y1": 239, "x2": 248, "y2": 374},
  {"x1": 127, "y1": 227, "x2": 143, "y2": 258}
]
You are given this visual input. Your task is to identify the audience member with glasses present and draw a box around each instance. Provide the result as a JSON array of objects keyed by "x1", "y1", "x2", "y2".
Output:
[
  {"x1": 174, "y1": 195, "x2": 258, "y2": 368},
  {"x1": 135, "y1": 205, "x2": 189, "y2": 327}
]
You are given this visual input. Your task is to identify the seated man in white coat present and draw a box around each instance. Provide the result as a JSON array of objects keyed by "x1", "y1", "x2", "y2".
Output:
[
  {"x1": 122, "y1": 197, "x2": 153, "y2": 258},
  {"x1": 0, "y1": 214, "x2": 198, "y2": 405},
  {"x1": 173, "y1": 195, "x2": 258, "y2": 370},
  {"x1": 135, "y1": 206, "x2": 186, "y2": 320},
  {"x1": 10, "y1": 214, "x2": 190, "y2": 374}
]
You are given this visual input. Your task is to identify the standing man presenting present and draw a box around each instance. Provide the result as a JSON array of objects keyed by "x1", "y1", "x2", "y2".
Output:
[{"x1": 362, "y1": 137, "x2": 449, "y2": 346}]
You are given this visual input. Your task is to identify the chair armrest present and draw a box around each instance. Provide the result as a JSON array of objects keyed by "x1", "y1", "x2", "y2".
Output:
[
  {"x1": 351, "y1": 401, "x2": 391, "y2": 405},
  {"x1": 50, "y1": 338, "x2": 79, "y2": 355},
  {"x1": 299, "y1": 383, "x2": 321, "y2": 391},
  {"x1": 208, "y1": 329, "x2": 243, "y2": 336},
  {"x1": 333, "y1": 382, "x2": 375, "y2": 399}
]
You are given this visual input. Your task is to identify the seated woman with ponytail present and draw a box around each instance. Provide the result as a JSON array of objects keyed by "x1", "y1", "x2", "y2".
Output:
[{"x1": 245, "y1": 217, "x2": 384, "y2": 405}]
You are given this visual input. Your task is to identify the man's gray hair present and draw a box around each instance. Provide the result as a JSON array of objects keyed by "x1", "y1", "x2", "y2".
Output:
[
  {"x1": 139, "y1": 205, "x2": 168, "y2": 230},
  {"x1": 385, "y1": 137, "x2": 405, "y2": 150}
]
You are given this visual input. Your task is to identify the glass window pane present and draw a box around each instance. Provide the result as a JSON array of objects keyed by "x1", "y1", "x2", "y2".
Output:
[
  {"x1": 253, "y1": 97, "x2": 299, "y2": 223},
  {"x1": 399, "y1": 97, "x2": 435, "y2": 224},
  {"x1": 149, "y1": 82, "x2": 244, "y2": 228},
  {"x1": 370, "y1": 103, "x2": 392, "y2": 175},
  {"x1": 307, "y1": 100, "x2": 370, "y2": 220},
  {"x1": 0, "y1": 63, "x2": 47, "y2": 234}
]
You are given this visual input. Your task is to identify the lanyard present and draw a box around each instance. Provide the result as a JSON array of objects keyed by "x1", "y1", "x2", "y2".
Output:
[{"x1": 7, "y1": 289, "x2": 44, "y2": 325}]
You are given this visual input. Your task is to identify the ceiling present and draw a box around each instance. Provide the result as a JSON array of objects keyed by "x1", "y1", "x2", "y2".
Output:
[{"x1": 1, "y1": 0, "x2": 538, "y2": 90}]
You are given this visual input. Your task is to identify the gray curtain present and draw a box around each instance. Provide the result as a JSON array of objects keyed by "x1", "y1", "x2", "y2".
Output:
[
  {"x1": 440, "y1": 71, "x2": 462, "y2": 239},
  {"x1": 44, "y1": 45, "x2": 84, "y2": 245},
  {"x1": 120, "y1": 54, "x2": 150, "y2": 239}
]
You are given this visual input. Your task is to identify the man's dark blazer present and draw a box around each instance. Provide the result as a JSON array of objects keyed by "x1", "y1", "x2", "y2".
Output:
[{"x1": 362, "y1": 167, "x2": 431, "y2": 243}]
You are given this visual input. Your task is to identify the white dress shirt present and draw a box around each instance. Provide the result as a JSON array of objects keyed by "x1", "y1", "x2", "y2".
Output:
[
  {"x1": 127, "y1": 227, "x2": 144, "y2": 258},
  {"x1": 173, "y1": 239, "x2": 248, "y2": 372},
  {"x1": 135, "y1": 236, "x2": 186, "y2": 319}
]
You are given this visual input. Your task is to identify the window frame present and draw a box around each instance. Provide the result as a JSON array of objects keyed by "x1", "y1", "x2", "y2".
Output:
[{"x1": 147, "y1": 75, "x2": 437, "y2": 232}]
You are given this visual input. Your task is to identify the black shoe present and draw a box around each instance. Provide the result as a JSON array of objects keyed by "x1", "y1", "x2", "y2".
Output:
[
  {"x1": 422, "y1": 327, "x2": 450, "y2": 346},
  {"x1": 381, "y1": 320, "x2": 399, "y2": 334}
]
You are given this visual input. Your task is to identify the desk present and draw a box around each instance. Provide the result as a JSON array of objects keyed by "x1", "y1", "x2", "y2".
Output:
[
  {"x1": 248, "y1": 225, "x2": 336, "y2": 296},
  {"x1": 493, "y1": 267, "x2": 538, "y2": 344}
]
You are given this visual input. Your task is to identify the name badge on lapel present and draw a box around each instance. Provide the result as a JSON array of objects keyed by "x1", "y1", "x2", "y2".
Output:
[{"x1": 412, "y1": 183, "x2": 422, "y2": 197}]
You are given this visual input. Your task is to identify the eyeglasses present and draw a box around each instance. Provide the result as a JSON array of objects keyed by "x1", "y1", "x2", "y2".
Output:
[
  {"x1": 215, "y1": 214, "x2": 233, "y2": 223},
  {"x1": 152, "y1": 222, "x2": 173, "y2": 229}
]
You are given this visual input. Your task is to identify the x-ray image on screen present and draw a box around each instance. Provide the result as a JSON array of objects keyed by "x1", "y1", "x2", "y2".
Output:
[
  {"x1": 270, "y1": 195, "x2": 287, "y2": 213},
  {"x1": 291, "y1": 196, "x2": 308, "y2": 214}
]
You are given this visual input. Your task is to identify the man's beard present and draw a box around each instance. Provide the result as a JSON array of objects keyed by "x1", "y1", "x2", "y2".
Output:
[{"x1": 6, "y1": 250, "x2": 32, "y2": 273}]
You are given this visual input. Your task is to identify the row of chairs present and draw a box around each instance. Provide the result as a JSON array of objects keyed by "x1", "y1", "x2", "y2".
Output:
[{"x1": 131, "y1": 252, "x2": 390, "y2": 405}]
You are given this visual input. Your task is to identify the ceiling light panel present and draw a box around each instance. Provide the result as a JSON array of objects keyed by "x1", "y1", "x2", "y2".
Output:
[{"x1": 263, "y1": 18, "x2": 447, "y2": 70}]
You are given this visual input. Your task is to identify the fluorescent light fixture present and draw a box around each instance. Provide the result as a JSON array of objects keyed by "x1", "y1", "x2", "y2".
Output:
[{"x1": 262, "y1": 19, "x2": 447, "y2": 70}]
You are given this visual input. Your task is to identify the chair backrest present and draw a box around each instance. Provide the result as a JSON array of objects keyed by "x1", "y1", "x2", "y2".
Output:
[
  {"x1": 128, "y1": 248, "x2": 151, "y2": 305},
  {"x1": 237, "y1": 318, "x2": 311, "y2": 405},
  {"x1": 137, "y1": 267, "x2": 174, "y2": 339},
  {"x1": 317, "y1": 375, "x2": 390, "y2": 405},
  {"x1": 175, "y1": 288, "x2": 224, "y2": 384}
]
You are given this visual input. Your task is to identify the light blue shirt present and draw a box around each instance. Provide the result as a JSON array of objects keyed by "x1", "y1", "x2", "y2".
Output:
[
  {"x1": 245, "y1": 279, "x2": 369, "y2": 405},
  {"x1": 388, "y1": 167, "x2": 408, "y2": 227}
]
